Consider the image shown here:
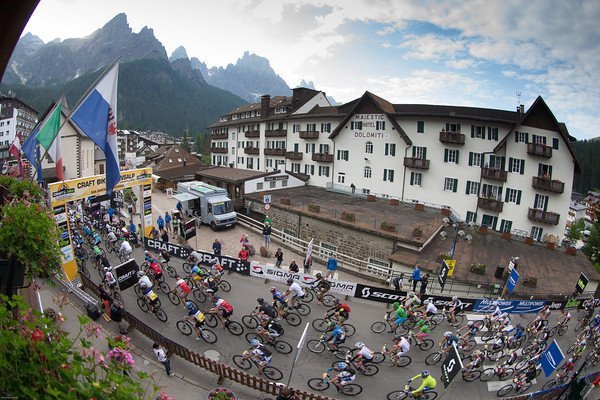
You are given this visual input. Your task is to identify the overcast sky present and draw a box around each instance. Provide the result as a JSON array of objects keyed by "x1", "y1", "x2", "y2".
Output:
[{"x1": 24, "y1": 0, "x2": 600, "y2": 139}]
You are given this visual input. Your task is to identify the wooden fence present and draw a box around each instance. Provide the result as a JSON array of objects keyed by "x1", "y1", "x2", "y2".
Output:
[{"x1": 79, "y1": 274, "x2": 334, "y2": 400}]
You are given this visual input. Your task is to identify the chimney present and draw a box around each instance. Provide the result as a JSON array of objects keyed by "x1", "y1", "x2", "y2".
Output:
[
  {"x1": 183, "y1": 159, "x2": 187, "y2": 167},
  {"x1": 261, "y1": 95, "x2": 270, "y2": 118},
  {"x1": 520, "y1": 104, "x2": 525, "y2": 114}
]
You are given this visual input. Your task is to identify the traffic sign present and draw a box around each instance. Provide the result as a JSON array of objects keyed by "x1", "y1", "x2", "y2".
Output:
[
  {"x1": 263, "y1": 194, "x2": 271, "y2": 204},
  {"x1": 440, "y1": 342, "x2": 463, "y2": 389},
  {"x1": 264, "y1": 203, "x2": 271, "y2": 211}
]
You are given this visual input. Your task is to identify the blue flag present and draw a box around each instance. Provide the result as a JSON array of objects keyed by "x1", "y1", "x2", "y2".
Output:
[{"x1": 20, "y1": 127, "x2": 42, "y2": 180}]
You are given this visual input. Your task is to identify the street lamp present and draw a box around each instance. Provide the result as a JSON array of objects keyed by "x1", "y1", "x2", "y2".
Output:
[{"x1": 440, "y1": 217, "x2": 473, "y2": 258}]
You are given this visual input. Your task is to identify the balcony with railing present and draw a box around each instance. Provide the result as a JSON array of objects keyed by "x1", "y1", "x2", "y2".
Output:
[
  {"x1": 528, "y1": 208, "x2": 560, "y2": 225},
  {"x1": 312, "y1": 153, "x2": 333, "y2": 163},
  {"x1": 210, "y1": 132, "x2": 228, "y2": 140},
  {"x1": 403, "y1": 157, "x2": 430, "y2": 170},
  {"x1": 477, "y1": 197, "x2": 504, "y2": 212},
  {"x1": 244, "y1": 130, "x2": 260, "y2": 138},
  {"x1": 439, "y1": 131, "x2": 465, "y2": 145},
  {"x1": 244, "y1": 147, "x2": 259, "y2": 155},
  {"x1": 265, "y1": 129, "x2": 287, "y2": 137},
  {"x1": 210, "y1": 146, "x2": 227, "y2": 154},
  {"x1": 299, "y1": 130, "x2": 319, "y2": 140},
  {"x1": 527, "y1": 143, "x2": 552, "y2": 158},
  {"x1": 481, "y1": 167, "x2": 508, "y2": 182},
  {"x1": 264, "y1": 148, "x2": 285, "y2": 156},
  {"x1": 285, "y1": 151, "x2": 303, "y2": 160},
  {"x1": 531, "y1": 176, "x2": 565, "y2": 194}
]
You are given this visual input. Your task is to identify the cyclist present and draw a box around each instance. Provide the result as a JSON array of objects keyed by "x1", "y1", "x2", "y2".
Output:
[
  {"x1": 210, "y1": 263, "x2": 224, "y2": 281},
  {"x1": 271, "y1": 286, "x2": 288, "y2": 317},
  {"x1": 447, "y1": 296, "x2": 462, "y2": 325},
  {"x1": 256, "y1": 298, "x2": 278, "y2": 320},
  {"x1": 391, "y1": 301, "x2": 409, "y2": 331},
  {"x1": 184, "y1": 301, "x2": 207, "y2": 340},
  {"x1": 283, "y1": 278, "x2": 305, "y2": 309},
  {"x1": 118, "y1": 238, "x2": 132, "y2": 259},
  {"x1": 388, "y1": 335, "x2": 410, "y2": 367},
  {"x1": 558, "y1": 358, "x2": 575, "y2": 378},
  {"x1": 516, "y1": 363, "x2": 539, "y2": 387},
  {"x1": 92, "y1": 230, "x2": 102, "y2": 246},
  {"x1": 458, "y1": 321, "x2": 480, "y2": 341},
  {"x1": 210, "y1": 297, "x2": 234, "y2": 328},
  {"x1": 325, "y1": 299, "x2": 350, "y2": 325},
  {"x1": 330, "y1": 362, "x2": 356, "y2": 390},
  {"x1": 489, "y1": 300, "x2": 503, "y2": 322},
  {"x1": 312, "y1": 273, "x2": 331, "y2": 304},
  {"x1": 326, "y1": 324, "x2": 346, "y2": 352},
  {"x1": 491, "y1": 332, "x2": 505, "y2": 351},
  {"x1": 404, "y1": 291, "x2": 421, "y2": 310},
  {"x1": 188, "y1": 264, "x2": 207, "y2": 287},
  {"x1": 539, "y1": 305, "x2": 551, "y2": 320},
  {"x1": 147, "y1": 258, "x2": 163, "y2": 282},
  {"x1": 463, "y1": 350, "x2": 485, "y2": 374},
  {"x1": 408, "y1": 370, "x2": 437, "y2": 398},
  {"x1": 83, "y1": 223, "x2": 92, "y2": 238},
  {"x1": 350, "y1": 342, "x2": 374, "y2": 371},
  {"x1": 173, "y1": 275, "x2": 191, "y2": 301},
  {"x1": 418, "y1": 299, "x2": 438, "y2": 319},
  {"x1": 202, "y1": 274, "x2": 220, "y2": 301},
  {"x1": 257, "y1": 316, "x2": 284, "y2": 344},
  {"x1": 137, "y1": 271, "x2": 153, "y2": 294},
  {"x1": 101, "y1": 266, "x2": 118, "y2": 296},
  {"x1": 106, "y1": 230, "x2": 118, "y2": 249},
  {"x1": 248, "y1": 339, "x2": 272, "y2": 375},
  {"x1": 143, "y1": 284, "x2": 160, "y2": 313},
  {"x1": 557, "y1": 309, "x2": 571, "y2": 326},
  {"x1": 441, "y1": 331, "x2": 459, "y2": 351},
  {"x1": 92, "y1": 245, "x2": 103, "y2": 269}
]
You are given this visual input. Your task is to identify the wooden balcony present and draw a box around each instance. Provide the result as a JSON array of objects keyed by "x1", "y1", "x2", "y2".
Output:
[
  {"x1": 210, "y1": 146, "x2": 227, "y2": 154},
  {"x1": 285, "y1": 151, "x2": 303, "y2": 160},
  {"x1": 244, "y1": 147, "x2": 259, "y2": 155},
  {"x1": 244, "y1": 130, "x2": 260, "y2": 138},
  {"x1": 527, "y1": 143, "x2": 552, "y2": 158},
  {"x1": 264, "y1": 148, "x2": 285, "y2": 156},
  {"x1": 312, "y1": 153, "x2": 333, "y2": 163},
  {"x1": 211, "y1": 132, "x2": 228, "y2": 140},
  {"x1": 439, "y1": 131, "x2": 465, "y2": 145},
  {"x1": 531, "y1": 176, "x2": 565, "y2": 194},
  {"x1": 481, "y1": 167, "x2": 508, "y2": 182},
  {"x1": 299, "y1": 130, "x2": 319, "y2": 140},
  {"x1": 265, "y1": 129, "x2": 287, "y2": 137},
  {"x1": 528, "y1": 208, "x2": 560, "y2": 225},
  {"x1": 403, "y1": 157, "x2": 430, "y2": 170},
  {"x1": 478, "y1": 197, "x2": 504, "y2": 212}
]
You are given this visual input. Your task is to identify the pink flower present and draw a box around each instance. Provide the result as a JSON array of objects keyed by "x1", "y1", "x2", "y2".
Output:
[
  {"x1": 159, "y1": 393, "x2": 174, "y2": 400},
  {"x1": 84, "y1": 322, "x2": 102, "y2": 339},
  {"x1": 31, "y1": 327, "x2": 44, "y2": 342},
  {"x1": 107, "y1": 348, "x2": 135, "y2": 367}
]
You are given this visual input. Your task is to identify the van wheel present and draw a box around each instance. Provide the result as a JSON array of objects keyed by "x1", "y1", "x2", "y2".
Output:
[{"x1": 210, "y1": 222, "x2": 217, "y2": 230}]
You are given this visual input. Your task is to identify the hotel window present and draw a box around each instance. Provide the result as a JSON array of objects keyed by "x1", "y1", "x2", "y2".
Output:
[
  {"x1": 383, "y1": 169, "x2": 394, "y2": 182},
  {"x1": 410, "y1": 172, "x2": 422, "y2": 186},
  {"x1": 465, "y1": 181, "x2": 479, "y2": 196},
  {"x1": 531, "y1": 226, "x2": 543, "y2": 242},
  {"x1": 534, "y1": 194, "x2": 549, "y2": 210},
  {"x1": 365, "y1": 141, "x2": 373, "y2": 154},
  {"x1": 305, "y1": 143, "x2": 315, "y2": 153},
  {"x1": 444, "y1": 149, "x2": 459, "y2": 163},
  {"x1": 291, "y1": 163, "x2": 300, "y2": 173},
  {"x1": 256, "y1": 182, "x2": 263, "y2": 190},
  {"x1": 466, "y1": 211, "x2": 477, "y2": 223},
  {"x1": 321, "y1": 123, "x2": 331, "y2": 133},
  {"x1": 337, "y1": 150, "x2": 349, "y2": 161},
  {"x1": 318, "y1": 166, "x2": 330, "y2": 177},
  {"x1": 468, "y1": 152, "x2": 482, "y2": 167},
  {"x1": 376, "y1": 121, "x2": 386, "y2": 130},
  {"x1": 304, "y1": 164, "x2": 315, "y2": 175},
  {"x1": 552, "y1": 138, "x2": 559, "y2": 150},
  {"x1": 505, "y1": 188, "x2": 522, "y2": 205},
  {"x1": 515, "y1": 131, "x2": 528, "y2": 143},
  {"x1": 412, "y1": 146, "x2": 427, "y2": 159},
  {"x1": 417, "y1": 121, "x2": 425, "y2": 133},
  {"x1": 538, "y1": 163, "x2": 552, "y2": 178},
  {"x1": 508, "y1": 158, "x2": 525, "y2": 175},
  {"x1": 338, "y1": 172, "x2": 345, "y2": 183},
  {"x1": 532, "y1": 134, "x2": 547, "y2": 145},
  {"x1": 364, "y1": 166, "x2": 372, "y2": 178},
  {"x1": 319, "y1": 144, "x2": 330, "y2": 154},
  {"x1": 445, "y1": 123, "x2": 461, "y2": 133},
  {"x1": 307, "y1": 123, "x2": 316, "y2": 131},
  {"x1": 444, "y1": 177, "x2": 458, "y2": 192},
  {"x1": 293, "y1": 124, "x2": 300, "y2": 133},
  {"x1": 471, "y1": 125, "x2": 485, "y2": 139},
  {"x1": 487, "y1": 127, "x2": 499, "y2": 141},
  {"x1": 350, "y1": 121, "x2": 363, "y2": 130},
  {"x1": 384, "y1": 143, "x2": 396, "y2": 156}
]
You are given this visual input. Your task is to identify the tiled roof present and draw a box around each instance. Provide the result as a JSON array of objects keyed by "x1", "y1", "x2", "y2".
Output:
[{"x1": 194, "y1": 166, "x2": 278, "y2": 183}]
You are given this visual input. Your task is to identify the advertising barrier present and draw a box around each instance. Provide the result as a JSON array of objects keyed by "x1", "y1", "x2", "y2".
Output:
[
  {"x1": 539, "y1": 340, "x2": 564, "y2": 378},
  {"x1": 472, "y1": 298, "x2": 563, "y2": 314}
]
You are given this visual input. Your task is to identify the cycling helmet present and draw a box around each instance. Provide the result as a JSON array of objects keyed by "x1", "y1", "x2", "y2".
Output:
[
  {"x1": 286, "y1": 278, "x2": 294, "y2": 284},
  {"x1": 473, "y1": 350, "x2": 481, "y2": 356},
  {"x1": 492, "y1": 300, "x2": 499, "y2": 306},
  {"x1": 392, "y1": 302, "x2": 400, "y2": 309},
  {"x1": 257, "y1": 298, "x2": 265, "y2": 304},
  {"x1": 496, "y1": 332, "x2": 503, "y2": 338},
  {"x1": 270, "y1": 286, "x2": 277, "y2": 293},
  {"x1": 452, "y1": 296, "x2": 458, "y2": 301},
  {"x1": 467, "y1": 321, "x2": 474, "y2": 327},
  {"x1": 421, "y1": 370, "x2": 430, "y2": 378},
  {"x1": 250, "y1": 339, "x2": 260, "y2": 347},
  {"x1": 103, "y1": 267, "x2": 110, "y2": 272},
  {"x1": 568, "y1": 358, "x2": 573, "y2": 363},
  {"x1": 355, "y1": 342, "x2": 365, "y2": 348},
  {"x1": 215, "y1": 298, "x2": 224, "y2": 306},
  {"x1": 337, "y1": 361, "x2": 348, "y2": 369},
  {"x1": 444, "y1": 331, "x2": 452, "y2": 338},
  {"x1": 424, "y1": 299, "x2": 430, "y2": 305},
  {"x1": 408, "y1": 291, "x2": 415, "y2": 297},
  {"x1": 501, "y1": 313, "x2": 508, "y2": 318},
  {"x1": 144, "y1": 250, "x2": 150, "y2": 255},
  {"x1": 316, "y1": 273, "x2": 322, "y2": 279},
  {"x1": 185, "y1": 301, "x2": 194, "y2": 310}
]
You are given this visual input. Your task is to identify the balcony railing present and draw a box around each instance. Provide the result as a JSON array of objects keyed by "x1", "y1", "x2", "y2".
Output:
[
  {"x1": 264, "y1": 148, "x2": 285, "y2": 156},
  {"x1": 531, "y1": 176, "x2": 565, "y2": 194},
  {"x1": 312, "y1": 153, "x2": 333, "y2": 163},
  {"x1": 285, "y1": 151, "x2": 303, "y2": 160},
  {"x1": 481, "y1": 167, "x2": 508, "y2": 182},
  {"x1": 403, "y1": 157, "x2": 430, "y2": 170},
  {"x1": 528, "y1": 208, "x2": 560, "y2": 225},
  {"x1": 439, "y1": 131, "x2": 465, "y2": 145},
  {"x1": 210, "y1": 132, "x2": 228, "y2": 140},
  {"x1": 478, "y1": 197, "x2": 504, "y2": 212},
  {"x1": 210, "y1": 146, "x2": 227, "y2": 154},
  {"x1": 299, "y1": 130, "x2": 319, "y2": 140},
  {"x1": 244, "y1": 130, "x2": 260, "y2": 138},
  {"x1": 265, "y1": 129, "x2": 287, "y2": 137},
  {"x1": 527, "y1": 143, "x2": 552, "y2": 158},
  {"x1": 244, "y1": 147, "x2": 259, "y2": 155}
]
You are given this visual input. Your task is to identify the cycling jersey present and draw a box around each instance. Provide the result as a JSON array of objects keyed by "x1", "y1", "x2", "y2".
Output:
[
  {"x1": 337, "y1": 370, "x2": 356, "y2": 384},
  {"x1": 397, "y1": 337, "x2": 410, "y2": 352},
  {"x1": 316, "y1": 279, "x2": 331, "y2": 291},
  {"x1": 176, "y1": 278, "x2": 191, "y2": 295},
  {"x1": 204, "y1": 277, "x2": 219, "y2": 293},
  {"x1": 119, "y1": 241, "x2": 132, "y2": 254},
  {"x1": 104, "y1": 271, "x2": 117, "y2": 286},
  {"x1": 100, "y1": 257, "x2": 111, "y2": 269},
  {"x1": 252, "y1": 345, "x2": 272, "y2": 361},
  {"x1": 138, "y1": 275, "x2": 153, "y2": 289},
  {"x1": 191, "y1": 265, "x2": 204, "y2": 276},
  {"x1": 446, "y1": 336, "x2": 459, "y2": 346},
  {"x1": 83, "y1": 226, "x2": 92, "y2": 236},
  {"x1": 426, "y1": 303, "x2": 438, "y2": 314},
  {"x1": 272, "y1": 290, "x2": 287, "y2": 304},
  {"x1": 266, "y1": 320, "x2": 283, "y2": 336},
  {"x1": 410, "y1": 374, "x2": 437, "y2": 394},
  {"x1": 395, "y1": 306, "x2": 408, "y2": 324},
  {"x1": 215, "y1": 299, "x2": 233, "y2": 313},
  {"x1": 330, "y1": 327, "x2": 346, "y2": 343},
  {"x1": 189, "y1": 251, "x2": 202, "y2": 261},
  {"x1": 92, "y1": 232, "x2": 101, "y2": 244},
  {"x1": 419, "y1": 324, "x2": 431, "y2": 335},
  {"x1": 449, "y1": 300, "x2": 462, "y2": 310},
  {"x1": 288, "y1": 282, "x2": 304, "y2": 298},
  {"x1": 92, "y1": 246, "x2": 102, "y2": 256},
  {"x1": 259, "y1": 303, "x2": 278, "y2": 319},
  {"x1": 357, "y1": 346, "x2": 374, "y2": 360},
  {"x1": 107, "y1": 231, "x2": 117, "y2": 242}
]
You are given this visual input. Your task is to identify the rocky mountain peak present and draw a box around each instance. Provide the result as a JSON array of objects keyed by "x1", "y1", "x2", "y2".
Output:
[{"x1": 170, "y1": 46, "x2": 189, "y2": 62}]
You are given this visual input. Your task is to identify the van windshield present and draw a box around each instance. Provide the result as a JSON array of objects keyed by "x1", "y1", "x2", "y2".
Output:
[{"x1": 210, "y1": 201, "x2": 233, "y2": 215}]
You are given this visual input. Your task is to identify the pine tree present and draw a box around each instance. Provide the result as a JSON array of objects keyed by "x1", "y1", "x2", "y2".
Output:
[{"x1": 181, "y1": 129, "x2": 190, "y2": 151}]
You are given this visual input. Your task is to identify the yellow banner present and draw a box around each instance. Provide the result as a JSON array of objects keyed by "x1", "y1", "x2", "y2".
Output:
[
  {"x1": 446, "y1": 259, "x2": 456, "y2": 277},
  {"x1": 48, "y1": 168, "x2": 153, "y2": 207}
]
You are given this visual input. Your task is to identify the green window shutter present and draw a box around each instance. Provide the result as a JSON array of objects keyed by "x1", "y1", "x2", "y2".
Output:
[
  {"x1": 549, "y1": 165, "x2": 553, "y2": 178},
  {"x1": 520, "y1": 160, "x2": 525, "y2": 175},
  {"x1": 481, "y1": 127, "x2": 486, "y2": 140},
  {"x1": 498, "y1": 187, "x2": 503, "y2": 198},
  {"x1": 535, "y1": 194, "x2": 540, "y2": 209},
  {"x1": 525, "y1": 132, "x2": 529, "y2": 143},
  {"x1": 471, "y1": 125, "x2": 475, "y2": 138},
  {"x1": 391, "y1": 144, "x2": 396, "y2": 156},
  {"x1": 500, "y1": 220, "x2": 506, "y2": 232},
  {"x1": 410, "y1": 173, "x2": 414, "y2": 185},
  {"x1": 517, "y1": 190, "x2": 522, "y2": 205},
  {"x1": 542, "y1": 136, "x2": 547, "y2": 145},
  {"x1": 538, "y1": 163, "x2": 543, "y2": 177},
  {"x1": 337, "y1": 150, "x2": 340, "y2": 160},
  {"x1": 492, "y1": 218, "x2": 498, "y2": 230},
  {"x1": 466, "y1": 181, "x2": 471, "y2": 194},
  {"x1": 508, "y1": 158, "x2": 514, "y2": 173},
  {"x1": 505, "y1": 190, "x2": 510, "y2": 202},
  {"x1": 474, "y1": 212, "x2": 478, "y2": 223},
  {"x1": 488, "y1": 127, "x2": 491, "y2": 140},
  {"x1": 385, "y1": 143, "x2": 389, "y2": 155},
  {"x1": 453, "y1": 179, "x2": 458, "y2": 193},
  {"x1": 468, "y1": 152, "x2": 473, "y2": 166},
  {"x1": 444, "y1": 149, "x2": 449, "y2": 162},
  {"x1": 456, "y1": 150, "x2": 459, "y2": 164},
  {"x1": 423, "y1": 147, "x2": 427, "y2": 159},
  {"x1": 515, "y1": 131, "x2": 519, "y2": 142},
  {"x1": 500, "y1": 157, "x2": 506, "y2": 170},
  {"x1": 543, "y1": 197, "x2": 548, "y2": 212},
  {"x1": 412, "y1": 147, "x2": 416, "y2": 157},
  {"x1": 552, "y1": 138, "x2": 559, "y2": 150}
]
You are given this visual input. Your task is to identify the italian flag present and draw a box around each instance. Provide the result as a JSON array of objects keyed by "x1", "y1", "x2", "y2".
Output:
[{"x1": 36, "y1": 102, "x2": 64, "y2": 181}]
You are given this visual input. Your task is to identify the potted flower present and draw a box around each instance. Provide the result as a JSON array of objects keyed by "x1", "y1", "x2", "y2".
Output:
[
  {"x1": 341, "y1": 211, "x2": 356, "y2": 222},
  {"x1": 381, "y1": 221, "x2": 396, "y2": 232},
  {"x1": 389, "y1": 199, "x2": 400, "y2": 206},
  {"x1": 502, "y1": 231, "x2": 511, "y2": 240},
  {"x1": 107, "y1": 335, "x2": 131, "y2": 350},
  {"x1": 208, "y1": 388, "x2": 236, "y2": 400},
  {"x1": 523, "y1": 275, "x2": 538, "y2": 288},
  {"x1": 441, "y1": 208, "x2": 451, "y2": 217},
  {"x1": 307, "y1": 204, "x2": 320, "y2": 213},
  {"x1": 546, "y1": 242, "x2": 555, "y2": 250},
  {"x1": 525, "y1": 237, "x2": 534, "y2": 246},
  {"x1": 415, "y1": 203, "x2": 425, "y2": 211},
  {"x1": 566, "y1": 247, "x2": 577, "y2": 255},
  {"x1": 412, "y1": 226, "x2": 423, "y2": 237},
  {"x1": 470, "y1": 263, "x2": 486, "y2": 275},
  {"x1": 367, "y1": 194, "x2": 377, "y2": 202},
  {"x1": 479, "y1": 226, "x2": 488, "y2": 234},
  {"x1": 439, "y1": 252, "x2": 452, "y2": 261}
]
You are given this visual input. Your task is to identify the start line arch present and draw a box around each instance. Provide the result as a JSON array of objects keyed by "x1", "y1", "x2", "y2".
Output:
[{"x1": 48, "y1": 168, "x2": 154, "y2": 281}]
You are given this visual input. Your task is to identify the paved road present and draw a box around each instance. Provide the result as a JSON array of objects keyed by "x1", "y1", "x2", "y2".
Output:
[{"x1": 86, "y1": 226, "x2": 597, "y2": 400}]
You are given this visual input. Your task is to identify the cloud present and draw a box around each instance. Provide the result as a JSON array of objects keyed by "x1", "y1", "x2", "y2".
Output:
[
  {"x1": 398, "y1": 34, "x2": 466, "y2": 61},
  {"x1": 445, "y1": 59, "x2": 473, "y2": 69}
]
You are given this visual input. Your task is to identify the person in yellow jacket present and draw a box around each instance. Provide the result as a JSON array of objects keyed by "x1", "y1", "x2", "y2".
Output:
[{"x1": 408, "y1": 370, "x2": 437, "y2": 397}]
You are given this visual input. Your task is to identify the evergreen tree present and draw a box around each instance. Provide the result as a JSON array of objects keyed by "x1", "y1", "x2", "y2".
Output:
[{"x1": 181, "y1": 130, "x2": 190, "y2": 151}]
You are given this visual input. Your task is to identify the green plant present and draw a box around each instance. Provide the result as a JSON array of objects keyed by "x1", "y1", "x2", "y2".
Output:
[
  {"x1": 0, "y1": 176, "x2": 43, "y2": 198},
  {"x1": 470, "y1": 263, "x2": 486, "y2": 274},
  {"x1": 566, "y1": 218, "x2": 585, "y2": 242},
  {"x1": 307, "y1": 204, "x2": 320, "y2": 213},
  {"x1": 208, "y1": 388, "x2": 236, "y2": 400},
  {"x1": 523, "y1": 275, "x2": 538, "y2": 287},
  {"x1": 440, "y1": 252, "x2": 452, "y2": 260},
  {"x1": 341, "y1": 211, "x2": 355, "y2": 222},
  {"x1": 123, "y1": 188, "x2": 137, "y2": 204},
  {"x1": 381, "y1": 221, "x2": 396, "y2": 232}
]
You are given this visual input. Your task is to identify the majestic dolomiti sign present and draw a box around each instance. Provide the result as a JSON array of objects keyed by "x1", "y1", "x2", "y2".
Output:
[{"x1": 352, "y1": 114, "x2": 389, "y2": 139}]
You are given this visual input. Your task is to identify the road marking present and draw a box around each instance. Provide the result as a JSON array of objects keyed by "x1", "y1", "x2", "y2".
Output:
[
  {"x1": 466, "y1": 314, "x2": 486, "y2": 321},
  {"x1": 486, "y1": 379, "x2": 536, "y2": 392}
]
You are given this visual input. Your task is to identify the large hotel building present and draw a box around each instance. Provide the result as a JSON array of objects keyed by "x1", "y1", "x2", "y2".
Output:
[{"x1": 209, "y1": 88, "x2": 579, "y2": 241}]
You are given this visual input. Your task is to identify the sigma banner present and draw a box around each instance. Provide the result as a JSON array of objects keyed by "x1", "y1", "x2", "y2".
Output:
[
  {"x1": 473, "y1": 298, "x2": 563, "y2": 314},
  {"x1": 144, "y1": 237, "x2": 250, "y2": 276},
  {"x1": 249, "y1": 262, "x2": 357, "y2": 297},
  {"x1": 114, "y1": 259, "x2": 139, "y2": 291}
]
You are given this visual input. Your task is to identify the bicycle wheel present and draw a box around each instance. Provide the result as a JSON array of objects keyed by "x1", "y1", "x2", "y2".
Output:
[
  {"x1": 396, "y1": 355, "x2": 411, "y2": 367},
  {"x1": 419, "y1": 339, "x2": 434, "y2": 351},
  {"x1": 134, "y1": 284, "x2": 142, "y2": 298},
  {"x1": 284, "y1": 312, "x2": 301, "y2": 326},
  {"x1": 371, "y1": 321, "x2": 387, "y2": 333},
  {"x1": 307, "y1": 340, "x2": 325, "y2": 354},
  {"x1": 105, "y1": 242, "x2": 113, "y2": 253},
  {"x1": 425, "y1": 352, "x2": 442, "y2": 365},
  {"x1": 489, "y1": 349, "x2": 504, "y2": 361},
  {"x1": 500, "y1": 368, "x2": 514, "y2": 381},
  {"x1": 340, "y1": 383, "x2": 362, "y2": 396},
  {"x1": 263, "y1": 366, "x2": 283, "y2": 381},
  {"x1": 422, "y1": 391, "x2": 438, "y2": 400},
  {"x1": 432, "y1": 313, "x2": 444, "y2": 325},
  {"x1": 343, "y1": 324, "x2": 356, "y2": 337},
  {"x1": 334, "y1": 346, "x2": 351, "y2": 359},
  {"x1": 193, "y1": 289, "x2": 206, "y2": 303},
  {"x1": 473, "y1": 320, "x2": 484, "y2": 330},
  {"x1": 372, "y1": 352, "x2": 386, "y2": 363},
  {"x1": 182, "y1": 262, "x2": 193, "y2": 273},
  {"x1": 232, "y1": 355, "x2": 252, "y2": 370},
  {"x1": 497, "y1": 384, "x2": 513, "y2": 397},
  {"x1": 548, "y1": 326, "x2": 558, "y2": 337},
  {"x1": 295, "y1": 303, "x2": 311, "y2": 316},
  {"x1": 245, "y1": 332, "x2": 263, "y2": 344},
  {"x1": 137, "y1": 298, "x2": 149, "y2": 312},
  {"x1": 311, "y1": 318, "x2": 329, "y2": 332},
  {"x1": 155, "y1": 308, "x2": 168, "y2": 322},
  {"x1": 97, "y1": 266, "x2": 104, "y2": 279},
  {"x1": 302, "y1": 290, "x2": 314, "y2": 303},
  {"x1": 558, "y1": 324, "x2": 568, "y2": 336},
  {"x1": 323, "y1": 294, "x2": 336, "y2": 307},
  {"x1": 463, "y1": 370, "x2": 481, "y2": 382},
  {"x1": 204, "y1": 313, "x2": 218, "y2": 328},
  {"x1": 515, "y1": 359, "x2": 528, "y2": 371},
  {"x1": 166, "y1": 265, "x2": 177, "y2": 278},
  {"x1": 395, "y1": 325, "x2": 409, "y2": 336},
  {"x1": 242, "y1": 315, "x2": 259, "y2": 329},
  {"x1": 177, "y1": 320, "x2": 192, "y2": 335},
  {"x1": 158, "y1": 281, "x2": 171, "y2": 293},
  {"x1": 517, "y1": 382, "x2": 532, "y2": 393},
  {"x1": 482, "y1": 330, "x2": 495, "y2": 342},
  {"x1": 168, "y1": 291, "x2": 181, "y2": 305},
  {"x1": 361, "y1": 363, "x2": 379, "y2": 376},
  {"x1": 542, "y1": 379, "x2": 557, "y2": 390},
  {"x1": 113, "y1": 290, "x2": 123, "y2": 303},
  {"x1": 199, "y1": 328, "x2": 217, "y2": 344},
  {"x1": 274, "y1": 340, "x2": 293, "y2": 354},
  {"x1": 463, "y1": 339, "x2": 476, "y2": 352},
  {"x1": 219, "y1": 280, "x2": 231, "y2": 292},
  {"x1": 307, "y1": 378, "x2": 329, "y2": 391},
  {"x1": 78, "y1": 265, "x2": 90, "y2": 279},
  {"x1": 480, "y1": 368, "x2": 495, "y2": 382},
  {"x1": 387, "y1": 390, "x2": 408, "y2": 400},
  {"x1": 226, "y1": 321, "x2": 244, "y2": 336}
]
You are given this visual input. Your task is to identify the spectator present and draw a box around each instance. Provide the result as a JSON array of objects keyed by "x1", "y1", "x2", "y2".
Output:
[
  {"x1": 160, "y1": 229, "x2": 169, "y2": 243},
  {"x1": 109, "y1": 302, "x2": 128, "y2": 334},
  {"x1": 350, "y1": 183, "x2": 356, "y2": 193},
  {"x1": 240, "y1": 234, "x2": 249, "y2": 247},
  {"x1": 264, "y1": 214, "x2": 272, "y2": 225},
  {"x1": 157, "y1": 215, "x2": 165, "y2": 231},
  {"x1": 108, "y1": 206, "x2": 115, "y2": 220},
  {"x1": 172, "y1": 217, "x2": 180, "y2": 239},
  {"x1": 238, "y1": 246, "x2": 249, "y2": 262},
  {"x1": 304, "y1": 257, "x2": 312, "y2": 274},
  {"x1": 262, "y1": 223, "x2": 272, "y2": 248},
  {"x1": 153, "y1": 343, "x2": 173, "y2": 376},
  {"x1": 289, "y1": 260, "x2": 299, "y2": 273},
  {"x1": 98, "y1": 283, "x2": 112, "y2": 316},
  {"x1": 164, "y1": 212, "x2": 172, "y2": 233},
  {"x1": 392, "y1": 273, "x2": 404, "y2": 291},
  {"x1": 212, "y1": 238, "x2": 222, "y2": 255},
  {"x1": 275, "y1": 248, "x2": 284, "y2": 268},
  {"x1": 412, "y1": 264, "x2": 422, "y2": 292},
  {"x1": 150, "y1": 226, "x2": 159, "y2": 240},
  {"x1": 128, "y1": 220, "x2": 136, "y2": 234},
  {"x1": 420, "y1": 273, "x2": 430, "y2": 296},
  {"x1": 325, "y1": 254, "x2": 338, "y2": 279},
  {"x1": 277, "y1": 387, "x2": 298, "y2": 400},
  {"x1": 176, "y1": 201, "x2": 182, "y2": 214}
]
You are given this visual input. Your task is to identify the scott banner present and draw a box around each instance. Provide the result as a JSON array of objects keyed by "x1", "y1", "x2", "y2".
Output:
[
  {"x1": 249, "y1": 262, "x2": 357, "y2": 297},
  {"x1": 144, "y1": 238, "x2": 250, "y2": 276}
]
